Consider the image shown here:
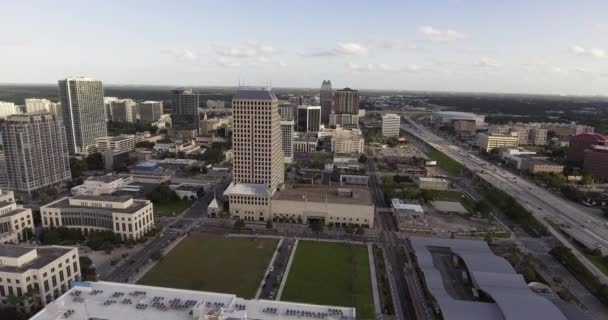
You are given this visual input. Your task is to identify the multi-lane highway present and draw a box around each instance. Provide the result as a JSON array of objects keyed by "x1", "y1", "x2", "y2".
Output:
[{"x1": 401, "y1": 115, "x2": 608, "y2": 283}]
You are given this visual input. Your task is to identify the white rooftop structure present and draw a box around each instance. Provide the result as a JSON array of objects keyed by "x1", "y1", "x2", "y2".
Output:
[
  {"x1": 30, "y1": 281, "x2": 356, "y2": 320},
  {"x1": 223, "y1": 182, "x2": 272, "y2": 197},
  {"x1": 431, "y1": 111, "x2": 485, "y2": 126},
  {"x1": 391, "y1": 199, "x2": 424, "y2": 213},
  {"x1": 410, "y1": 237, "x2": 567, "y2": 320}
]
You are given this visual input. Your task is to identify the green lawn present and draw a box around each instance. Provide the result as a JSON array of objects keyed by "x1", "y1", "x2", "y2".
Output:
[
  {"x1": 282, "y1": 241, "x2": 374, "y2": 319},
  {"x1": 138, "y1": 236, "x2": 278, "y2": 298},
  {"x1": 153, "y1": 200, "x2": 191, "y2": 217},
  {"x1": 585, "y1": 254, "x2": 608, "y2": 276},
  {"x1": 427, "y1": 149, "x2": 464, "y2": 176}
]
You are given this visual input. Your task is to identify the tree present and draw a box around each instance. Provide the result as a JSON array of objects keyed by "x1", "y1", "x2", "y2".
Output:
[
  {"x1": 581, "y1": 173, "x2": 593, "y2": 185},
  {"x1": 386, "y1": 137, "x2": 398, "y2": 147},
  {"x1": 344, "y1": 224, "x2": 355, "y2": 235},
  {"x1": 79, "y1": 256, "x2": 97, "y2": 281},
  {"x1": 85, "y1": 152, "x2": 104, "y2": 170},
  {"x1": 146, "y1": 185, "x2": 179, "y2": 203},
  {"x1": 355, "y1": 226, "x2": 365, "y2": 235},
  {"x1": 266, "y1": 220, "x2": 273, "y2": 229},
  {"x1": 358, "y1": 154, "x2": 368, "y2": 163},
  {"x1": 135, "y1": 141, "x2": 155, "y2": 149},
  {"x1": 69, "y1": 157, "x2": 87, "y2": 178},
  {"x1": 310, "y1": 220, "x2": 324, "y2": 233},
  {"x1": 150, "y1": 250, "x2": 163, "y2": 261}
]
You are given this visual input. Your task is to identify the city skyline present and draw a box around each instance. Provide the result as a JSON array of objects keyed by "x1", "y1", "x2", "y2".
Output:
[{"x1": 2, "y1": 1, "x2": 608, "y2": 95}]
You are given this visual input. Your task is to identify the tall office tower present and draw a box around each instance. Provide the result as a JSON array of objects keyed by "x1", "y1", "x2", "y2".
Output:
[
  {"x1": 278, "y1": 102, "x2": 295, "y2": 121},
  {"x1": 58, "y1": 77, "x2": 107, "y2": 154},
  {"x1": 296, "y1": 105, "x2": 321, "y2": 132},
  {"x1": 382, "y1": 113, "x2": 401, "y2": 137},
  {"x1": 224, "y1": 87, "x2": 284, "y2": 221},
  {"x1": 280, "y1": 120, "x2": 295, "y2": 163},
  {"x1": 334, "y1": 88, "x2": 360, "y2": 115},
  {"x1": 171, "y1": 89, "x2": 200, "y2": 132},
  {"x1": 24, "y1": 98, "x2": 61, "y2": 115},
  {"x1": 320, "y1": 80, "x2": 333, "y2": 124},
  {"x1": 0, "y1": 101, "x2": 20, "y2": 119},
  {"x1": 104, "y1": 97, "x2": 118, "y2": 121},
  {"x1": 1, "y1": 113, "x2": 71, "y2": 195},
  {"x1": 138, "y1": 101, "x2": 164, "y2": 122},
  {"x1": 110, "y1": 99, "x2": 138, "y2": 122}
]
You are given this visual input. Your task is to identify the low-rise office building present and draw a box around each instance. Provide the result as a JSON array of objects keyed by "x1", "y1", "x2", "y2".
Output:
[
  {"x1": 31, "y1": 281, "x2": 356, "y2": 320},
  {"x1": 415, "y1": 177, "x2": 449, "y2": 190},
  {"x1": 293, "y1": 132, "x2": 318, "y2": 153},
  {"x1": 271, "y1": 185, "x2": 374, "y2": 227},
  {"x1": 41, "y1": 195, "x2": 154, "y2": 241},
  {"x1": 331, "y1": 127, "x2": 364, "y2": 154},
  {"x1": 0, "y1": 189, "x2": 33, "y2": 243},
  {"x1": 452, "y1": 119, "x2": 477, "y2": 136},
  {"x1": 0, "y1": 245, "x2": 80, "y2": 312},
  {"x1": 477, "y1": 132, "x2": 519, "y2": 152},
  {"x1": 330, "y1": 114, "x2": 359, "y2": 127},
  {"x1": 520, "y1": 157, "x2": 564, "y2": 174},
  {"x1": 71, "y1": 175, "x2": 134, "y2": 196}
]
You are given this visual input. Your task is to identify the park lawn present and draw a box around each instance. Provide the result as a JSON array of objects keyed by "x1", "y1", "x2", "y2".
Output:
[
  {"x1": 138, "y1": 236, "x2": 278, "y2": 298},
  {"x1": 585, "y1": 254, "x2": 608, "y2": 276},
  {"x1": 153, "y1": 200, "x2": 191, "y2": 217},
  {"x1": 427, "y1": 149, "x2": 464, "y2": 176},
  {"x1": 282, "y1": 241, "x2": 374, "y2": 319},
  {"x1": 424, "y1": 190, "x2": 475, "y2": 213}
]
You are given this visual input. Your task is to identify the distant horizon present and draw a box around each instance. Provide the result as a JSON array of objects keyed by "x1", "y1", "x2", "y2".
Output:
[{"x1": 2, "y1": 82, "x2": 608, "y2": 99}]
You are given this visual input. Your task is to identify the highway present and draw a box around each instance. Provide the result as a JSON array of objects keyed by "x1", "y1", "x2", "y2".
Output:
[{"x1": 401, "y1": 115, "x2": 608, "y2": 283}]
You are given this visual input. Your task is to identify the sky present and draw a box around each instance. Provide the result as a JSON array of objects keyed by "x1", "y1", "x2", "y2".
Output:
[{"x1": 2, "y1": 0, "x2": 608, "y2": 95}]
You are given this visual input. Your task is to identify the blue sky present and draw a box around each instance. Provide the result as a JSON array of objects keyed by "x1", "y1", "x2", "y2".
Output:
[{"x1": 2, "y1": 0, "x2": 608, "y2": 95}]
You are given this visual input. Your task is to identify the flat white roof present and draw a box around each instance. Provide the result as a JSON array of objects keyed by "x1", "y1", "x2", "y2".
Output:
[
  {"x1": 417, "y1": 177, "x2": 448, "y2": 183},
  {"x1": 30, "y1": 281, "x2": 355, "y2": 320},
  {"x1": 391, "y1": 199, "x2": 424, "y2": 212},
  {"x1": 223, "y1": 182, "x2": 271, "y2": 197}
]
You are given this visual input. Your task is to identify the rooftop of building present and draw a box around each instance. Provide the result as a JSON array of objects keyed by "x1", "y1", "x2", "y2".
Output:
[
  {"x1": 410, "y1": 237, "x2": 567, "y2": 320},
  {"x1": 571, "y1": 133, "x2": 608, "y2": 142},
  {"x1": 293, "y1": 132, "x2": 319, "y2": 142},
  {"x1": 31, "y1": 281, "x2": 355, "y2": 320},
  {"x1": 590, "y1": 145, "x2": 608, "y2": 152},
  {"x1": 417, "y1": 177, "x2": 449, "y2": 183},
  {"x1": 391, "y1": 199, "x2": 424, "y2": 212},
  {"x1": 273, "y1": 185, "x2": 372, "y2": 206},
  {"x1": 233, "y1": 87, "x2": 277, "y2": 101},
  {"x1": 86, "y1": 175, "x2": 127, "y2": 183},
  {"x1": 0, "y1": 246, "x2": 74, "y2": 273},
  {"x1": 45, "y1": 196, "x2": 149, "y2": 214},
  {"x1": 224, "y1": 182, "x2": 271, "y2": 197},
  {"x1": 96, "y1": 135, "x2": 134, "y2": 142},
  {"x1": 522, "y1": 157, "x2": 564, "y2": 166}
]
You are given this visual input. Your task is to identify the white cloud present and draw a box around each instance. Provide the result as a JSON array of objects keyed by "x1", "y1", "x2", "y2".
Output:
[
  {"x1": 216, "y1": 57, "x2": 240, "y2": 68},
  {"x1": 214, "y1": 42, "x2": 278, "y2": 59},
  {"x1": 163, "y1": 48, "x2": 198, "y2": 63},
  {"x1": 476, "y1": 57, "x2": 500, "y2": 68},
  {"x1": 335, "y1": 42, "x2": 369, "y2": 56},
  {"x1": 570, "y1": 45, "x2": 606, "y2": 58},
  {"x1": 348, "y1": 62, "x2": 374, "y2": 72},
  {"x1": 418, "y1": 26, "x2": 466, "y2": 42},
  {"x1": 278, "y1": 60, "x2": 287, "y2": 68},
  {"x1": 307, "y1": 42, "x2": 369, "y2": 57},
  {"x1": 215, "y1": 47, "x2": 257, "y2": 58}
]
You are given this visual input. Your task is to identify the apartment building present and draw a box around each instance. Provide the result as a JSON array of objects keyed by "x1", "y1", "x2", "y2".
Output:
[
  {"x1": 293, "y1": 132, "x2": 318, "y2": 153},
  {"x1": 381, "y1": 113, "x2": 400, "y2": 138},
  {"x1": 0, "y1": 189, "x2": 33, "y2": 244},
  {"x1": 331, "y1": 127, "x2": 364, "y2": 154},
  {"x1": 0, "y1": 245, "x2": 80, "y2": 312},
  {"x1": 520, "y1": 157, "x2": 564, "y2": 174},
  {"x1": 24, "y1": 99, "x2": 61, "y2": 116},
  {"x1": 584, "y1": 146, "x2": 608, "y2": 181},
  {"x1": 0, "y1": 101, "x2": 20, "y2": 119},
  {"x1": 41, "y1": 195, "x2": 154, "y2": 241},
  {"x1": 329, "y1": 113, "x2": 359, "y2": 127},
  {"x1": 477, "y1": 132, "x2": 519, "y2": 152},
  {"x1": 488, "y1": 124, "x2": 547, "y2": 146},
  {"x1": 1, "y1": 113, "x2": 71, "y2": 195}
]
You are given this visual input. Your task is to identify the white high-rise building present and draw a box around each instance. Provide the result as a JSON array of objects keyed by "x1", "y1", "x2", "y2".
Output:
[
  {"x1": 110, "y1": 99, "x2": 138, "y2": 122},
  {"x1": 1, "y1": 113, "x2": 72, "y2": 195},
  {"x1": 224, "y1": 87, "x2": 284, "y2": 222},
  {"x1": 0, "y1": 101, "x2": 20, "y2": 119},
  {"x1": 24, "y1": 98, "x2": 61, "y2": 115},
  {"x1": 104, "y1": 97, "x2": 118, "y2": 121},
  {"x1": 58, "y1": 77, "x2": 107, "y2": 154},
  {"x1": 138, "y1": 100, "x2": 164, "y2": 122},
  {"x1": 280, "y1": 120, "x2": 294, "y2": 163},
  {"x1": 382, "y1": 113, "x2": 401, "y2": 137}
]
